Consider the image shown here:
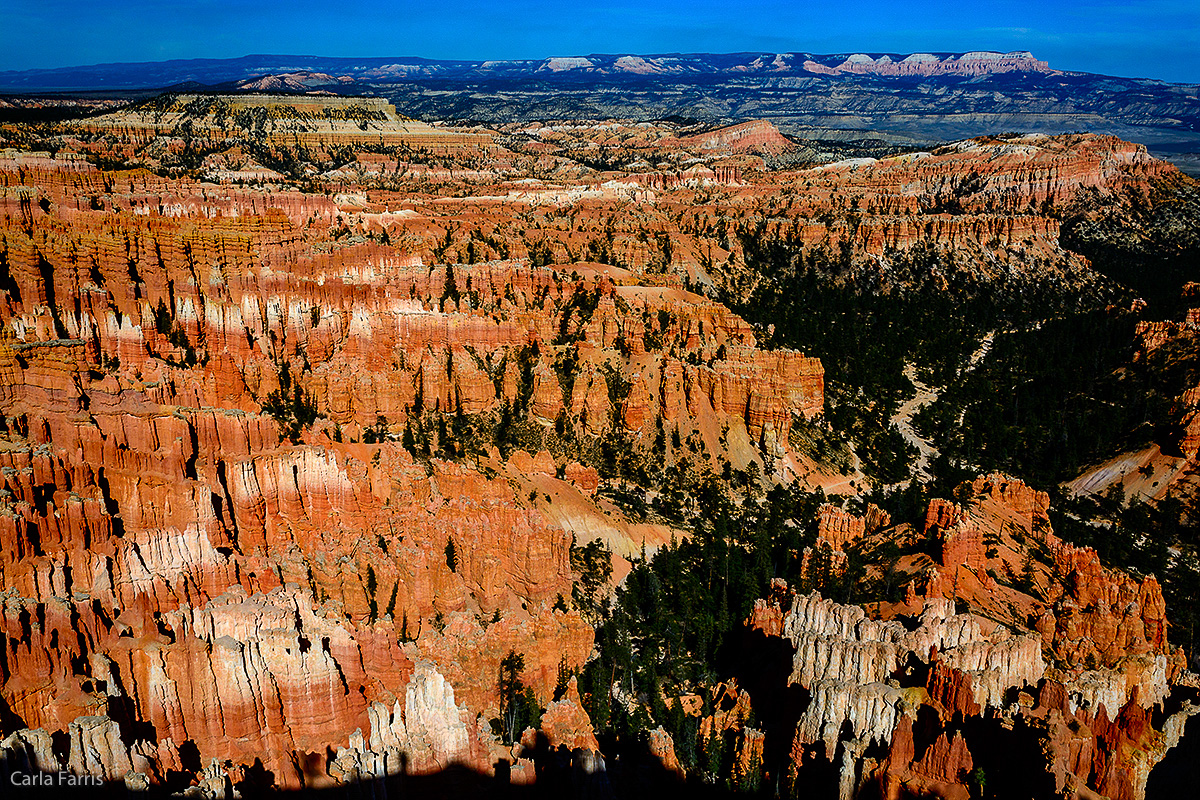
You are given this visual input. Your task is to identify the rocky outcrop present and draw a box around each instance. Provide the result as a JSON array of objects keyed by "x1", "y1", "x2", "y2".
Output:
[
  {"x1": 756, "y1": 584, "x2": 1184, "y2": 800},
  {"x1": 881, "y1": 715, "x2": 974, "y2": 800},
  {"x1": 777, "y1": 592, "x2": 1045, "y2": 755},
  {"x1": 1036, "y1": 542, "x2": 1171, "y2": 672},
  {"x1": 748, "y1": 472, "x2": 1190, "y2": 800},
  {"x1": 677, "y1": 120, "x2": 793, "y2": 156},
  {"x1": 332, "y1": 662, "x2": 477, "y2": 780},
  {"x1": 914, "y1": 476, "x2": 1174, "y2": 686},
  {"x1": 66, "y1": 716, "x2": 133, "y2": 782},
  {"x1": 539, "y1": 678, "x2": 600, "y2": 752},
  {"x1": 646, "y1": 727, "x2": 683, "y2": 778},
  {"x1": 816, "y1": 504, "x2": 867, "y2": 549},
  {"x1": 0, "y1": 727, "x2": 59, "y2": 777},
  {"x1": 800, "y1": 504, "x2": 892, "y2": 586}
]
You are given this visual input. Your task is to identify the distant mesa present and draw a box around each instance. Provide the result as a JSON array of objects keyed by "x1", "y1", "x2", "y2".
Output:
[
  {"x1": 236, "y1": 71, "x2": 355, "y2": 92},
  {"x1": 820, "y1": 50, "x2": 1050, "y2": 77},
  {"x1": 539, "y1": 57, "x2": 597, "y2": 73},
  {"x1": 613, "y1": 55, "x2": 659, "y2": 75}
]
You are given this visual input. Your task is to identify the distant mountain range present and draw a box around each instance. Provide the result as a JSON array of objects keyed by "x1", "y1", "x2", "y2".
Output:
[
  {"x1": 0, "y1": 51, "x2": 1059, "y2": 89},
  {"x1": 0, "y1": 50, "x2": 1065, "y2": 88},
  {"x1": 3, "y1": 51, "x2": 1199, "y2": 167}
]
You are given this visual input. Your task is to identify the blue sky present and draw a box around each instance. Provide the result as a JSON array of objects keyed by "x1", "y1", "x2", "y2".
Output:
[{"x1": 4, "y1": 1, "x2": 1198, "y2": 83}]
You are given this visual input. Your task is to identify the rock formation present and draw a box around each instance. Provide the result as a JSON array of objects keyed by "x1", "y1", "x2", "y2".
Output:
[
  {"x1": 0, "y1": 104, "x2": 1195, "y2": 799},
  {"x1": 743, "y1": 474, "x2": 1195, "y2": 800}
]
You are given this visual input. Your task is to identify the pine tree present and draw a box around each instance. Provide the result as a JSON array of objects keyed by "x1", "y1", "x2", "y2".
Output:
[
  {"x1": 442, "y1": 265, "x2": 460, "y2": 305},
  {"x1": 498, "y1": 651, "x2": 526, "y2": 744},
  {"x1": 553, "y1": 656, "x2": 572, "y2": 700}
]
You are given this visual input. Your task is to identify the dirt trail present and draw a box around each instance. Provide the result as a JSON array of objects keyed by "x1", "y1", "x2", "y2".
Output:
[{"x1": 890, "y1": 333, "x2": 995, "y2": 481}]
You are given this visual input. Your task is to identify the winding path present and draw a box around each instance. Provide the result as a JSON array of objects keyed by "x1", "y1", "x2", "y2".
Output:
[{"x1": 889, "y1": 333, "x2": 996, "y2": 482}]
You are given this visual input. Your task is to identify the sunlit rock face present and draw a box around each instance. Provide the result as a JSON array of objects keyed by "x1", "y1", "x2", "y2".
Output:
[
  {"x1": 0, "y1": 133, "x2": 827, "y2": 791},
  {"x1": 0, "y1": 112, "x2": 1194, "y2": 799},
  {"x1": 748, "y1": 474, "x2": 1190, "y2": 800}
]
